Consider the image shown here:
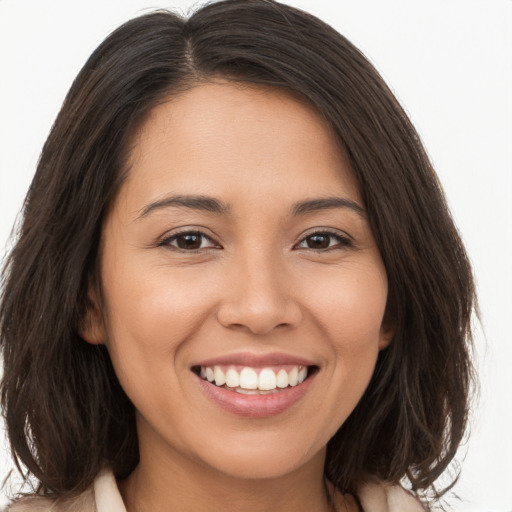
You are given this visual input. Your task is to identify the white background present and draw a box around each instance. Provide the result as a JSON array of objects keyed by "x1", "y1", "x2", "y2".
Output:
[{"x1": 0, "y1": 1, "x2": 511, "y2": 510}]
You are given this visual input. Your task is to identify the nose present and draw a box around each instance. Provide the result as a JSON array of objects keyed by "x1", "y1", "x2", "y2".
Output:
[{"x1": 216, "y1": 253, "x2": 303, "y2": 335}]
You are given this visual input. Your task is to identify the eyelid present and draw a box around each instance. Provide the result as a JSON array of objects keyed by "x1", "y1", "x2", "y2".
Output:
[
  {"x1": 157, "y1": 227, "x2": 222, "y2": 251},
  {"x1": 293, "y1": 228, "x2": 353, "y2": 250}
]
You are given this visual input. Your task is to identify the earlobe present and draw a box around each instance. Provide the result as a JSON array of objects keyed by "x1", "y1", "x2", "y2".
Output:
[
  {"x1": 378, "y1": 320, "x2": 395, "y2": 350},
  {"x1": 378, "y1": 300, "x2": 396, "y2": 350},
  {"x1": 80, "y1": 287, "x2": 107, "y2": 345}
]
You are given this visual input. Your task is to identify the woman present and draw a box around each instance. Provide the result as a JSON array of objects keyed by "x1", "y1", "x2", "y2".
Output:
[{"x1": 0, "y1": 1, "x2": 475, "y2": 510}]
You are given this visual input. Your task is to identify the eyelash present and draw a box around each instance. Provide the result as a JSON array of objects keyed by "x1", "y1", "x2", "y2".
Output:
[
  {"x1": 294, "y1": 230, "x2": 352, "y2": 252},
  {"x1": 158, "y1": 230, "x2": 220, "y2": 252},
  {"x1": 157, "y1": 229, "x2": 352, "y2": 252}
]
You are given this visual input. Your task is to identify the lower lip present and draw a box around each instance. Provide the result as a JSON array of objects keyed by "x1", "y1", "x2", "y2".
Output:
[{"x1": 196, "y1": 373, "x2": 315, "y2": 418}]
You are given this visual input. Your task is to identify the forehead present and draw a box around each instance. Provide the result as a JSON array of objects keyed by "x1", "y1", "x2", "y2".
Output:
[{"x1": 119, "y1": 81, "x2": 361, "y2": 215}]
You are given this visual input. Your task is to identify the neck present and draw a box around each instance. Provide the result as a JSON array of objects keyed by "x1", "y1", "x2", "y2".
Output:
[{"x1": 119, "y1": 445, "x2": 338, "y2": 512}]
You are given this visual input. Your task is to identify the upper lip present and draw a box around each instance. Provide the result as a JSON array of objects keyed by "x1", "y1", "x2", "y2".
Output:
[{"x1": 193, "y1": 352, "x2": 317, "y2": 368}]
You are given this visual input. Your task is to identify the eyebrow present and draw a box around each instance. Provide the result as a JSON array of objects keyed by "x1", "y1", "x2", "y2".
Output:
[
  {"x1": 291, "y1": 197, "x2": 366, "y2": 218},
  {"x1": 137, "y1": 194, "x2": 230, "y2": 219},
  {"x1": 136, "y1": 194, "x2": 366, "y2": 220}
]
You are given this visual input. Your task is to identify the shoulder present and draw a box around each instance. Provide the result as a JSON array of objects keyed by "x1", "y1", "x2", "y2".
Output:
[
  {"x1": 6, "y1": 487, "x2": 95, "y2": 512},
  {"x1": 328, "y1": 479, "x2": 425, "y2": 512},
  {"x1": 6, "y1": 497, "x2": 55, "y2": 512},
  {"x1": 5, "y1": 469, "x2": 124, "y2": 512},
  {"x1": 358, "y1": 481, "x2": 425, "y2": 512}
]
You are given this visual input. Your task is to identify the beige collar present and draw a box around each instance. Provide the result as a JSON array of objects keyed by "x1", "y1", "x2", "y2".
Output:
[{"x1": 94, "y1": 470, "x2": 127, "y2": 512}]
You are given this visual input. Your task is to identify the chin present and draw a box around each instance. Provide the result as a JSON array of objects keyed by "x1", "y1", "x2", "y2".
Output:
[{"x1": 194, "y1": 433, "x2": 325, "y2": 481}]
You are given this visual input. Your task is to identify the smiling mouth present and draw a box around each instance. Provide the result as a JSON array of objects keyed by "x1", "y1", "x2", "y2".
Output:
[{"x1": 192, "y1": 365, "x2": 318, "y2": 394}]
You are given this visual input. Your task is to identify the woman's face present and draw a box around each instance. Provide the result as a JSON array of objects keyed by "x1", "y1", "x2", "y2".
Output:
[{"x1": 85, "y1": 82, "x2": 393, "y2": 480}]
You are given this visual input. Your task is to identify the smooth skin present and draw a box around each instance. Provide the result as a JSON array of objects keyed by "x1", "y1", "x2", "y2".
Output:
[{"x1": 82, "y1": 82, "x2": 394, "y2": 512}]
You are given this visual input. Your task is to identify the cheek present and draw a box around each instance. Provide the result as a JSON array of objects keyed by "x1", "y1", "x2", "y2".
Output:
[
  {"x1": 303, "y1": 261, "x2": 388, "y2": 348},
  {"x1": 100, "y1": 256, "x2": 219, "y2": 373},
  {"x1": 301, "y1": 261, "x2": 388, "y2": 417}
]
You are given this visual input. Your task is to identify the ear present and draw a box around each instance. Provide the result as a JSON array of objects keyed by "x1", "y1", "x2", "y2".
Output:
[
  {"x1": 80, "y1": 285, "x2": 107, "y2": 345},
  {"x1": 378, "y1": 317, "x2": 395, "y2": 350}
]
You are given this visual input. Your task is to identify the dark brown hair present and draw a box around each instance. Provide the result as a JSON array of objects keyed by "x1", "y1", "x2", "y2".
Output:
[{"x1": 0, "y1": 0, "x2": 475, "y2": 505}]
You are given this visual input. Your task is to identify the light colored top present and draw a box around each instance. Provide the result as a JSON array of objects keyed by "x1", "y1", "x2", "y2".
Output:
[{"x1": 7, "y1": 469, "x2": 425, "y2": 511}]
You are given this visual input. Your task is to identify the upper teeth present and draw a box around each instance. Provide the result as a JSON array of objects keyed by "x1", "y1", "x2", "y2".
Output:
[{"x1": 200, "y1": 365, "x2": 308, "y2": 391}]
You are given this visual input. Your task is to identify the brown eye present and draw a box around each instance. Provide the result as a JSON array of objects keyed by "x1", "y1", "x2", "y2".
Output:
[
  {"x1": 305, "y1": 234, "x2": 331, "y2": 249},
  {"x1": 175, "y1": 233, "x2": 203, "y2": 250},
  {"x1": 296, "y1": 231, "x2": 352, "y2": 251},
  {"x1": 160, "y1": 231, "x2": 218, "y2": 251}
]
